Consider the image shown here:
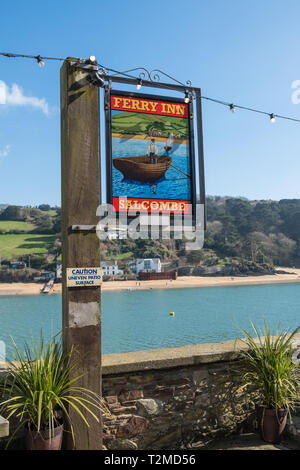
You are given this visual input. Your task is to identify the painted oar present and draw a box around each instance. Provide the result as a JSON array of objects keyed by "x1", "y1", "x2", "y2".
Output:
[
  {"x1": 164, "y1": 134, "x2": 190, "y2": 179},
  {"x1": 170, "y1": 164, "x2": 190, "y2": 178}
]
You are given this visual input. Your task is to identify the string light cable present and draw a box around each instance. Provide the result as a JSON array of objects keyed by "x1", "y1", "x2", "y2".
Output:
[
  {"x1": 1, "y1": 51, "x2": 300, "y2": 124},
  {"x1": 201, "y1": 96, "x2": 300, "y2": 124}
]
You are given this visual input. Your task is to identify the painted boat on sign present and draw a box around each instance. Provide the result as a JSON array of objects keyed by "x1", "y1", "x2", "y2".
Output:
[{"x1": 113, "y1": 155, "x2": 172, "y2": 183}]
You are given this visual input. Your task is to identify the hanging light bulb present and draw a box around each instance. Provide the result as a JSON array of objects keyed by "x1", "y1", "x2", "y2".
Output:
[
  {"x1": 36, "y1": 55, "x2": 45, "y2": 67},
  {"x1": 270, "y1": 113, "x2": 275, "y2": 123},
  {"x1": 136, "y1": 79, "x2": 142, "y2": 90},
  {"x1": 89, "y1": 55, "x2": 96, "y2": 63},
  {"x1": 229, "y1": 104, "x2": 235, "y2": 113},
  {"x1": 184, "y1": 91, "x2": 190, "y2": 104}
]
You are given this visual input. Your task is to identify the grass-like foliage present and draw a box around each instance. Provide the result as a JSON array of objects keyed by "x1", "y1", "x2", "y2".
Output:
[
  {"x1": 0, "y1": 334, "x2": 110, "y2": 446},
  {"x1": 238, "y1": 321, "x2": 300, "y2": 412}
]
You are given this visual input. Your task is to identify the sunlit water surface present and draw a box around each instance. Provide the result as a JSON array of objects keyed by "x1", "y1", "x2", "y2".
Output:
[{"x1": 0, "y1": 283, "x2": 299, "y2": 360}]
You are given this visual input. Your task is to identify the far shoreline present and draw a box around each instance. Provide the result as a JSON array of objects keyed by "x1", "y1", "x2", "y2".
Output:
[
  {"x1": 111, "y1": 132, "x2": 189, "y2": 145},
  {"x1": 1, "y1": 269, "x2": 300, "y2": 296}
]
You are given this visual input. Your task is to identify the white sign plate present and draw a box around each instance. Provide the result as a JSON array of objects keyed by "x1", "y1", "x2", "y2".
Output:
[{"x1": 67, "y1": 267, "x2": 103, "y2": 287}]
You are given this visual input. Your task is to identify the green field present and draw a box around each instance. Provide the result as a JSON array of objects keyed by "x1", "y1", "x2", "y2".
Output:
[
  {"x1": 111, "y1": 111, "x2": 189, "y2": 138},
  {"x1": 0, "y1": 221, "x2": 36, "y2": 233},
  {"x1": 46, "y1": 209, "x2": 58, "y2": 217},
  {"x1": 0, "y1": 234, "x2": 55, "y2": 259},
  {"x1": 112, "y1": 252, "x2": 133, "y2": 260}
]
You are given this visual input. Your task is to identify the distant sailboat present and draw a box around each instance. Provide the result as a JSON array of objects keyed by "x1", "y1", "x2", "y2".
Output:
[
  {"x1": 164, "y1": 133, "x2": 174, "y2": 153},
  {"x1": 164, "y1": 133, "x2": 191, "y2": 179}
]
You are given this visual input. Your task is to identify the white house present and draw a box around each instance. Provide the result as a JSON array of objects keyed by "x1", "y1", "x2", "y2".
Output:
[
  {"x1": 105, "y1": 225, "x2": 127, "y2": 240},
  {"x1": 106, "y1": 231, "x2": 127, "y2": 240},
  {"x1": 100, "y1": 260, "x2": 123, "y2": 276},
  {"x1": 128, "y1": 258, "x2": 161, "y2": 275}
]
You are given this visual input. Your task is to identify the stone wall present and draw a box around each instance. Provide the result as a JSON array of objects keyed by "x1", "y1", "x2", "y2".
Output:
[
  {"x1": 102, "y1": 337, "x2": 300, "y2": 450},
  {"x1": 2, "y1": 335, "x2": 300, "y2": 450}
]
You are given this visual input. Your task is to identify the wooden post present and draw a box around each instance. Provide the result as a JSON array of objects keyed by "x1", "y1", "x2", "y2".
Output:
[{"x1": 60, "y1": 59, "x2": 102, "y2": 450}]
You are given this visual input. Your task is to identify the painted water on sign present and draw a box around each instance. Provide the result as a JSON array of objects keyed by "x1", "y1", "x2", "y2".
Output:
[
  {"x1": 0, "y1": 283, "x2": 300, "y2": 360},
  {"x1": 112, "y1": 138, "x2": 191, "y2": 200}
]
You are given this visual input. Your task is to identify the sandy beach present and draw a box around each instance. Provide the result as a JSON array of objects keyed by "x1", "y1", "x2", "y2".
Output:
[
  {"x1": 1, "y1": 269, "x2": 300, "y2": 295},
  {"x1": 111, "y1": 133, "x2": 188, "y2": 145}
]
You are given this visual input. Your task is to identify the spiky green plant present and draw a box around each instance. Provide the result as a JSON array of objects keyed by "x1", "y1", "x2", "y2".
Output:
[
  {"x1": 0, "y1": 334, "x2": 110, "y2": 447},
  {"x1": 238, "y1": 321, "x2": 300, "y2": 412}
]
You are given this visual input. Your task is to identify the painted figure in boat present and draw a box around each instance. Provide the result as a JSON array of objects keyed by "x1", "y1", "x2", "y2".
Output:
[{"x1": 147, "y1": 139, "x2": 158, "y2": 164}]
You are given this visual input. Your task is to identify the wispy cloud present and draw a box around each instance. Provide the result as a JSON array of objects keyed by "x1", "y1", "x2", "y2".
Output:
[
  {"x1": 0, "y1": 144, "x2": 10, "y2": 157},
  {"x1": 0, "y1": 81, "x2": 49, "y2": 115}
]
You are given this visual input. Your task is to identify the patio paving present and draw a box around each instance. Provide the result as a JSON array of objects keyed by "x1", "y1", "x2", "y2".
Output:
[{"x1": 203, "y1": 433, "x2": 300, "y2": 450}]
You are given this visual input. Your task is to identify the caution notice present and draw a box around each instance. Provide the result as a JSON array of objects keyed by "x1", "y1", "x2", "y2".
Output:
[{"x1": 66, "y1": 267, "x2": 102, "y2": 287}]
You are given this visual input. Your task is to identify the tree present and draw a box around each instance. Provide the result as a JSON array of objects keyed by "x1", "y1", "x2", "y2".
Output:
[
  {"x1": 269, "y1": 233, "x2": 296, "y2": 266},
  {"x1": 0, "y1": 205, "x2": 23, "y2": 220},
  {"x1": 38, "y1": 204, "x2": 51, "y2": 212},
  {"x1": 186, "y1": 250, "x2": 204, "y2": 265}
]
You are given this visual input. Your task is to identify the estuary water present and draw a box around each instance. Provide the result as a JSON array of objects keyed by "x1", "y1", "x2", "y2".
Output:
[{"x1": 0, "y1": 283, "x2": 300, "y2": 360}]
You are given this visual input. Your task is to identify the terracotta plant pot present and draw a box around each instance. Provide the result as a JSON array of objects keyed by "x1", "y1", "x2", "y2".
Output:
[
  {"x1": 256, "y1": 404, "x2": 288, "y2": 444},
  {"x1": 25, "y1": 423, "x2": 64, "y2": 450}
]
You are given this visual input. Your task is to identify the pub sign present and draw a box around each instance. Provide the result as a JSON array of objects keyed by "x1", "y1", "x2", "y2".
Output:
[{"x1": 106, "y1": 91, "x2": 197, "y2": 215}]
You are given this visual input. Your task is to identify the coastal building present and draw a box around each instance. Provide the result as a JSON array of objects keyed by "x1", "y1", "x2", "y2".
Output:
[
  {"x1": 34, "y1": 272, "x2": 55, "y2": 282},
  {"x1": 106, "y1": 230, "x2": 127, "y2": 240},
  {"x1": 101, "y1": 260, "x2": 123, "y2": 276},
  {"x1": 10, "y1": 261, "x2": 26, "y2": 270},
  {"x1": 41, "y1": 272, "x2": 55, "y2": 280},
  {"x1": 138, "y1": 271, "x2": 177, "y2": 281},
  {"x1": 105, "y1": 225, "x2": 127, "y2": 240},
  {"x1": 107, "y1": 232, "x2": 118, "y2": 240},
  {"x1": 128, "y1": 258, "x2": 161, "y2": 275}
]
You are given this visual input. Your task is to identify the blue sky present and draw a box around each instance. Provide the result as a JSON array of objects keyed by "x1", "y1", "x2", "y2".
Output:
[{"x1": 1, "y1": 0, "x2": 300, "y2": 205}]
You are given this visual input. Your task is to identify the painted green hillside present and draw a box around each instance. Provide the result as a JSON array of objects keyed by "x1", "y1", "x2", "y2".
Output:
[{"x1": 111, "y1": 111, "x2": 189, "y2": 138}]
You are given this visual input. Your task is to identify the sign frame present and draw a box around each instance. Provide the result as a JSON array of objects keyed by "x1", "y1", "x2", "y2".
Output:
[{"x1": 105, "y1": 89, "x2": 198, "y2": 220}]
